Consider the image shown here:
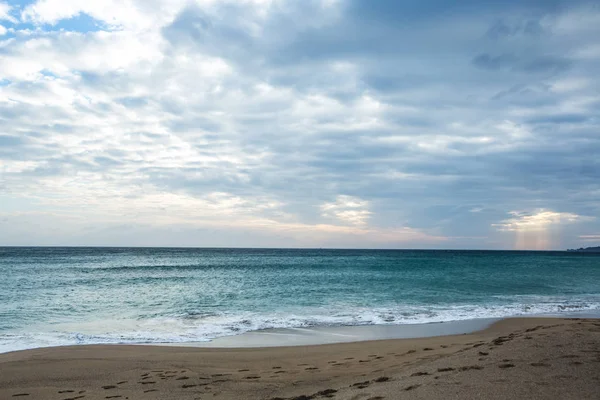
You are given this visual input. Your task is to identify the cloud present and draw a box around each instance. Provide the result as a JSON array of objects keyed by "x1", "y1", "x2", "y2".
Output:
[
  {"x1": 472, "y1": 53, "x2": 572, "y2": 74},
  {"x1": 579, "y1": 235, "x2": 600, "y2": 242},
  {"x1": 493, "y1": 210, "x2": 588, "y2": 232},
  {"x1": 320, "y1": 195, "x2": 372, "y2": 226},
  {"x1": 492, "y1": 210, "x2": 594, "y2": 250},
  {"x1": 1, "y1": 0, "x2": 599, "y2": 248},
  {"x1": 473, "y1": 53, "x2": 517, "y2": 70},
  {"x1": 20, "y1": 0, "x2": 181, "y2": 30},
  {"x1": 0, "y1": 2, "x2": 16, "y2": 23}
]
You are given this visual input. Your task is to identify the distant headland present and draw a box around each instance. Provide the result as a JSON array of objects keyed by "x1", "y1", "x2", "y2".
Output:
[{"x1": 567, "y1": 246, "x2": 600, "y2": 252}]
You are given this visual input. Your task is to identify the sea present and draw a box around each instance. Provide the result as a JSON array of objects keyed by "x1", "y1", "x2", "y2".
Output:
[{"x1": 1, "y1": 247, "x2": 599, "y2": 353}]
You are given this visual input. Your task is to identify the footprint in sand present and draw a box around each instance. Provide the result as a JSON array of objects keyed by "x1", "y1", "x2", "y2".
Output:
[
  {"x1": 102, "y1": 386, "x2": 116, "y2": 390},
  {"x1": 459, "y1": 365, "x2": 483, "y2": 371},
  {"x1": 182, "y1": 384, "x2": 197, "y2": 388},
  {"x1": 373, "y1": 376, "x2": 390, "y2": 382},
  {"x1": 116, "y1": 381, "x2": 127, "y2": 385},
  {"x1": 498, "y1": 363, "x2": 515, "y2": 369},
  {"x1": 143, "y1": 389, "x2": 158, "y2": 393},
  {"x1": 105, "y1": 396, "x2": 122, "y2": 399},
  {"x1": 316, "y1": 389, "x2": 337, "y2": 396},
  {"x1": 404, "y1": 384, "x2": 421, "y2": 391},
  {"x1": 437, "y1": 367, "x2": 455, "y2": 372},
  {"x1": 176, "y1": 376, "x2": 189, "y2": 380},
  {"x1": 238, "y1": 369, "x2": 250, "y2": 372},
  {"x1": 411, "y1": 371, "x2": 430, "y2": 376},
  {"x1": 58, "y1": 390, "x2": 74, "y2": 393},
  {"x1": 530, "y1": 362, "x2": 550, "y2": 367},
  {"x1": 272, "y1": 366, "x2": 282, "y2": 369},
  {"x1": 351, "y1": 380, "x2": 371, "y2": 389},
  {"x1": 64, "y1": 396, "x2": 85, "y2": 400},
  {"x1": 305, "y1": 367, "x2": 319, "y2": 370}
]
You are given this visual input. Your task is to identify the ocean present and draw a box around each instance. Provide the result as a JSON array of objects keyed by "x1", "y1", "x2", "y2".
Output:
[{"x1": 1, "y1": 247, "x2": 599, "y2": 353}]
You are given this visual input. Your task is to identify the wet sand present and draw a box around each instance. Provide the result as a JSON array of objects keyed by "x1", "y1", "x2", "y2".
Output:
[{"x1": 1, "y1": 317, "x2": 599, "y2": 399}]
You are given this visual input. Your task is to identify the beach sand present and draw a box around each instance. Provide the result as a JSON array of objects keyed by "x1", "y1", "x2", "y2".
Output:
[{"x1": 1, "y1": 317, "x2": 598, "y2": 399}]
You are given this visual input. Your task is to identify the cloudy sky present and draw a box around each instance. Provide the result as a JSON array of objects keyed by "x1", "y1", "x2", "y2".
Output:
[{"x1": 1, "y1": 0, "x2": 599, "y2": 249}]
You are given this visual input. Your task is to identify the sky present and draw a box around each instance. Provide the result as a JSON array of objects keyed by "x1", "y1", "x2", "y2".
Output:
[{"x1": 0, "y1": 0, "x2": 599, "y2": 249}]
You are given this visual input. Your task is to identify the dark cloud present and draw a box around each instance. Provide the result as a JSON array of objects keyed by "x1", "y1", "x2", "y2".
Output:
[
  {"x1": 526, "y1": 114, "x2": 589, "y2": 124},
  {"x1": 486, "y1": 19, "x2": 545, "y2": 39},
  {"x1": 520, "y1": 55, "x2": 572, "y2": 74},
  {"x1": 473, "y1": 53, "x2": 517, "y2": 70}
]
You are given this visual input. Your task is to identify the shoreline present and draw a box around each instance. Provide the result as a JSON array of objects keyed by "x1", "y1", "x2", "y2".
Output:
[
  {"x1": 164, "y1": 317, "x2": 501, "y2": 348},
  {"x1": 2, "y1": 317, "x2": 599, "y2": 399},
  {"x1": 4, "y1": 312, "x2": 599, "y2": 355},
  {"x1": 177, "y1": 312, "x2": 600, "y2": 348}
]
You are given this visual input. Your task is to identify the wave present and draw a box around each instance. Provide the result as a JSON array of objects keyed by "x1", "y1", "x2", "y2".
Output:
[{"x1": 2, "y1": 297, "x2": 599, "y2": 353}]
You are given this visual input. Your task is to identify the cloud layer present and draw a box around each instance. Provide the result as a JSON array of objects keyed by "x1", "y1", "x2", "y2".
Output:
[{"x1": 1, "y1": 0, "x2": 599, "y2": 249}]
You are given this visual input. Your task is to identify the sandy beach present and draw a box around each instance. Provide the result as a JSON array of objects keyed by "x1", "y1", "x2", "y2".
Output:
[{"x1": 1, "y1": 317, "x2": 599, "y2": 400}]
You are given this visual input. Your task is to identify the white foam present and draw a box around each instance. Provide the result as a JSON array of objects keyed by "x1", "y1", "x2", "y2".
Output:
[{"x1": 2, "y1": 296, "x2": 599, "y2": 353}]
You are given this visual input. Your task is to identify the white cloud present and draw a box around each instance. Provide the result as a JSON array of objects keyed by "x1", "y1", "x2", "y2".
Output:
[
  {"x1": 20, "y1": 0, "x2": 182, "y2": 31},
  {"x1": 321, "y1": 195, "x2": 372, "y2": 226},
  {"x1": 19, "y1": 0, "x2": 278, "y2": 31},
  {"x1": 0, "y1": 30, "x2": 165, "y2": 81},
  {"x1": 493, "y1": 210, "x2": 586, "y2": 232},
  {"x1": 493, "y1": 210, "x2": 594, "y2": 250},
  {"x1": 0, "y1": 2, "x2": 16, "y2": 23},
  {"x1": 579, "y1": 235, "x2": 600, "y2": 242},
  {"x1": 551, "y1": 78, "x2": 589, "y2": 93}
]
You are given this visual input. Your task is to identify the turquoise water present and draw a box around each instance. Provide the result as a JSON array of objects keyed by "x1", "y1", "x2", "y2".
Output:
[{"x1": 1, "y1": 247, "x2": 599, "y2": 352}]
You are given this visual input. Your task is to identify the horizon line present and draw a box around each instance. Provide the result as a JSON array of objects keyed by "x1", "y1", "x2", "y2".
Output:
[{"x1": 0, "y1": 245, "x2": 579, "y2": 252}]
